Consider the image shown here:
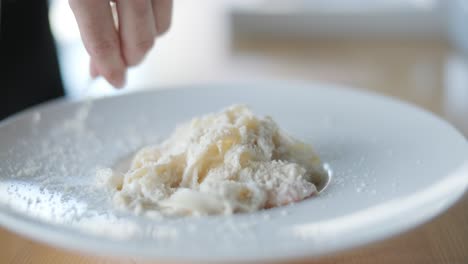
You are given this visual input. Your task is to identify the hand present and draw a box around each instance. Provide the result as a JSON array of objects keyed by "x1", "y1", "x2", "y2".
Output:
[{"x1": 69, "y1": 0, "x2": 172, "y2": 88}]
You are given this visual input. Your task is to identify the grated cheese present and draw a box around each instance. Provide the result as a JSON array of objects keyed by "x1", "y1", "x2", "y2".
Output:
[{"x1": 99, "y1": 105, "x2": 325, "y2": 216}]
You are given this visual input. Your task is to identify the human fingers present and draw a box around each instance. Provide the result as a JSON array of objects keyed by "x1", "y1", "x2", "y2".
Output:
[
  {"x1": 152, "y1": 0, "x2": 173, "y2": 36},
  {"x1": 116, "y1": 0, "x2": 157, "y2": 66},
  {"x1": 69, "y1": 0, "x2": 126, "y2": 88}
]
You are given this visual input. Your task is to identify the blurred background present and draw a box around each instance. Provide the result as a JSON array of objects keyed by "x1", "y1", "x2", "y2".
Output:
[
  {"x1": 49, "y1": 0, "x2": 468, "y2": 135},
  {"x1": 1, "y1": 1, "x2": 468, "y2": 262}
]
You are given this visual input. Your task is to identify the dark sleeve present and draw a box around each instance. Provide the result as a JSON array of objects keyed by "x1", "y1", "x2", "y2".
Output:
[{"x1": 0, "y1": 0, "x2": 65, "y2": 120}]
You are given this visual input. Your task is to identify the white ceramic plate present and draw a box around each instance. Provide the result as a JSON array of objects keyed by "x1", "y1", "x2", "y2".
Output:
[{"x1": 0, "y1": 81, "x2": 467, "y2": 262}]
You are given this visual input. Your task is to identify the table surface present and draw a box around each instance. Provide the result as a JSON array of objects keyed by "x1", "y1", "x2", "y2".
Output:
[{"x1": 2, "y1": 1, "x2": 468, "y2": 263}]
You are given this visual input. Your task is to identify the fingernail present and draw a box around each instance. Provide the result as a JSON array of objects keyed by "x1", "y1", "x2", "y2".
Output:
[
  {"x1": 110, "y1": 70, "x2": 126, "y2": 89},
  {"x1": 90, "y1": 60, "x2": 99, "y2": 79},
  {"x1": 90, "y1": 71, "x2": 99, "y2": 79}
]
